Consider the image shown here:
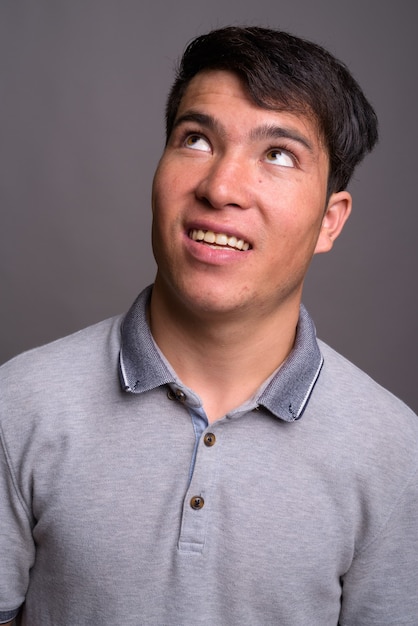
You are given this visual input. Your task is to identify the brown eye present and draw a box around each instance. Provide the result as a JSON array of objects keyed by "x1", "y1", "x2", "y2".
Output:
[
  {"x1": 265, "y1": 148, "x2": 294, "y2": 168},
  {"x1": 184, "y1": 134, "x2": 211, "y2": 152}
]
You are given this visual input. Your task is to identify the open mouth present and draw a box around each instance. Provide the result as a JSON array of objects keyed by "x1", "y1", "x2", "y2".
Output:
[{"x1": 189, "y1": 229, "x2": 251, "y2": 251}]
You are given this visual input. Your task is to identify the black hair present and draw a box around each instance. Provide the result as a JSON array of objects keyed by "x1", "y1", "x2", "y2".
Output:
[{"x1": 165, "y1": 26, "x2": 378, "y2": 195}]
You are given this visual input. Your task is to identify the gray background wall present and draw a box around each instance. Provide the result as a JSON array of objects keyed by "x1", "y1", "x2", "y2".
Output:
[{"x1": 1, "y1": 0, "x2": 417, "y2": 412}]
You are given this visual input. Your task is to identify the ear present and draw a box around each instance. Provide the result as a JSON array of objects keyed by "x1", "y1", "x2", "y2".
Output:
[{"x1": 314, "y1": 191, "x2": 352, "y2": 255}]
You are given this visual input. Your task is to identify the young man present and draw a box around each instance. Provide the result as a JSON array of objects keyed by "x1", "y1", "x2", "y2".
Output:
[{"x1": 1, "y1": 26, "x2": 417, "y2": 625}]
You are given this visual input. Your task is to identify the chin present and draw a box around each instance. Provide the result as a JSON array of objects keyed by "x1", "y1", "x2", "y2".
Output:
[{"x1": 181, "y1": 285, "x2": 255, "y2": 318}]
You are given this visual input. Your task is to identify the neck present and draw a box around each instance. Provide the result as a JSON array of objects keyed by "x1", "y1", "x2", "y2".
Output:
[{"x1": 149, "y1": 280, "x2": 301, "y2": 422}]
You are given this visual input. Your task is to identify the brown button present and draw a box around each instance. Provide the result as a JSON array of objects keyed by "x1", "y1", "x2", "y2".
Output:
[
  {"x1": 167, "y1": 388, "x2": 186, "y2": 402},
  {"x1": 175, "y1": 389, "x2": 186, "y2": 402},
  {"x1": 204, "y1": 433, "x2": 216, "y2": 447},
  {"x1": 190, "y1": 496, "x2": 204, "y2": 510}
]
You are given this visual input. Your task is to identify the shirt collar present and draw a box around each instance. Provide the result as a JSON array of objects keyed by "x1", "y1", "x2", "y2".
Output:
[
  {"x1": 256, "y1": 304, "x2": 323, "y2": 421},
  {"x1": 119, "y1": 286, "x2": 175, "y2": 393},
  {"x1": 119, "y1": 285, "x2": 323, "y2": 422}
]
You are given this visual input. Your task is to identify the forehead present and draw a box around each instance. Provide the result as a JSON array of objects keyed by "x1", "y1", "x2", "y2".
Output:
[{"x1": 175, "y1": 69, "x2": 325, "y2": 149}]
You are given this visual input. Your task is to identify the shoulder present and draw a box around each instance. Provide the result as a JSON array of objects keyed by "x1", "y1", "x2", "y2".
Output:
[
  {"x1": 312, "y1": 339, "x2": 418, "y2": 463},
  {"x1": 317, "y1": 339, "x2": 415, "y2": 416},
  {"x1": 0, "y1": 314, "x2": 124, "y2": 402}
]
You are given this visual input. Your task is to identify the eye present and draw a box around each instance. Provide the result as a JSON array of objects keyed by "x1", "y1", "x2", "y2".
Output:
[
  {"x1": 184, "y1": 134, "x2": 211, "y2": 152},
  {"x1": 265, "y1": 148, "x2": 295, "y2": 168}
]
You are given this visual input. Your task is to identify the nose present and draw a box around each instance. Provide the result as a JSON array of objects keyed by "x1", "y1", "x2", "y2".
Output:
[{"x1": 195, "y1": 154, "x2": 252, "y2": 210}]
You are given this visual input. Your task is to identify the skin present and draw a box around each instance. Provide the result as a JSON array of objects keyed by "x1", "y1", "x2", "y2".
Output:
[{"x1": 150, "y1": 70, "x2": 351, "y2": 421}]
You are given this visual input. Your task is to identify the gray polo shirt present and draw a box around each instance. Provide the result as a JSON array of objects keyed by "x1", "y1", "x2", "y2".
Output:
[{"x1": 1, "y1": 286, "x2": 417, "y2": 625}]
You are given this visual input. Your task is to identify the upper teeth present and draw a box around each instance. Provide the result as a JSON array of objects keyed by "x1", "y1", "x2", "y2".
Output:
[{"x1": 190, "y1": 229, "x2": 250, "y2": 251}]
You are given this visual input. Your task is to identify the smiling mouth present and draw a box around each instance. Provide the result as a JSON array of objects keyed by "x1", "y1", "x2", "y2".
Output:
[{"x1": 189, "y1": 229, "x2": 251, "y2": 251}]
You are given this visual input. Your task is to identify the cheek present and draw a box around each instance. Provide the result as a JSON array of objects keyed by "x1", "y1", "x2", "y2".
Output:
[
  {"x1": 264, "y1": 204, "x2": 322, "y2": 243},
  {"x1": 284, "y1": 188, "x2": 327, "y2": 237},
  {"x1": 151, "y1": 164, "x2": 166, "y2": 215},
  {"x1": 152, "y1": 166, "x2": 188, "y2": 220},
  {"x1": 263, "y1": 203, "x2": 325, "y2": 263},
  {"x1": 151, "y1": 179, "x2": 183, "y2": 261},
  {"x1": 151, "y1": 171, "x2": 170, "y2": 252}
]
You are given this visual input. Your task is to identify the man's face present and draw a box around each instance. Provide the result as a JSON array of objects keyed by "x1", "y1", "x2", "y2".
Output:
[{"x1": 151, "y1": 70, "x2": 350, "y2": 319}]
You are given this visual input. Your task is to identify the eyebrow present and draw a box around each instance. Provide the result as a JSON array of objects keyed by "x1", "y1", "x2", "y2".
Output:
[
  {"x1": 249, "y1": 124, "x2": 314, "y2": 152},
  {"x1": 172, "y1": 111, "x2": 314, "y2": 153},
  {"x1": 172, "y1": 112, "x2": 224, "y2": 135}
]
